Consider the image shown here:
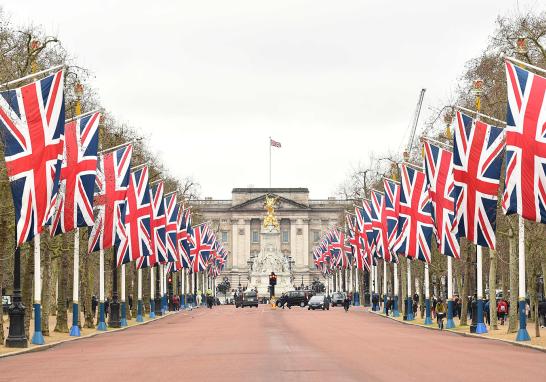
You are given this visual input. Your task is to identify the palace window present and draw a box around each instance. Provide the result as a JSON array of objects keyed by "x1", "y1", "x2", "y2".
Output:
[
  {"x1": 313, "y1": 231, "x2": 320, "y2": 243},
  {"x1": 252, "y1": 230, "x2": 260, "y2": 243},
  {"x1": 221, "y1": 231, "x2": 228, "y2": 243},
  {"x1": 282, "y1": 230, "x2": 289, "y2": 243}
]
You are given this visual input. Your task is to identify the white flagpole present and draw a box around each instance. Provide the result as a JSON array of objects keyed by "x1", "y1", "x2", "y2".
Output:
[
  {"x1": 407, "y1": 258, "x2": 413, "y2": 320},
  {"x1": 446, "y1": 256, "x2": 455, "y2": 328},
  {"x1": 98, "y1": 249, "x2": 107, "y2": 330},
  {"x1": 424, "y1": 263, "x2": 432, "y2": 324},
  {"x1": 137, "y1": 268, "x2": 143, "y2": 322},
  {"x1": 150, "y1": 267, "x2": 156, "y2": 318},
  {"x1": 393, "y1": 262, "x2": 399, "y2": 316},
  {"x1": 120, "y1": 264, "x2": 127, "y2": 326},
  {"x1": 69, "y1": 229, "x2": 81, "y2": 336},
  {"x1": 383, "y1": 262, "x2": 387, "y2": 313},
  {"x1": 32, "y1": 234, "x2": 44, "y2": 344},
  {"x1": 269, "y1": 137, "x2": 272, "y2": 188},
  {"x1": 516, "y1": 215, "x2": 531, "y2": 341}
]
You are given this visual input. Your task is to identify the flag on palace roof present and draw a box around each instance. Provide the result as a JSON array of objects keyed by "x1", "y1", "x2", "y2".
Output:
[
  {"x1": 0, "y1": 70, "x2": 65, "y2": 245},
  {"x1": 270, "y1": 138, "x2": 281, "y2": 148},
  {"x1": 50, "y1": 112, "x2": 100, "y2": 236},
  {"x1": 503, "y1": 61, "x2": 546, "y2": 223},
  {"x1": 88, "y1": 145, "x2": 132, "y2": 253},
  {"x1": 117, "y1": 166, "x2": 153, "y2": 268},
  {"x1": 453, "y1": 111, "x2": 504, "y2": 249},
  {"x1": 423, "y1": 141, "x2": 461, "y2": 259},
  {"x1": 393, "y1": 164, "x2": 434, "y2": 263}
]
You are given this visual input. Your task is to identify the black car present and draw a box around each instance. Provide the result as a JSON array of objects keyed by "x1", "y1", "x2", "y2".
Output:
[
  {"x1": 331, "y1": 292, "x2": 346, "y2": 307},
  {"x1": 308, "y1": 295, "x2": 330, "y2": 310},
  {"x1": 235, "y1": 291, "x2": 258, "y2": 308},
  {"x1": 277, "y1": 290, "x2": 313, "y2": 308}
]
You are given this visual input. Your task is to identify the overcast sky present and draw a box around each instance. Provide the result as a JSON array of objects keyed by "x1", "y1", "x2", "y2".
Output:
[{"x1": 4, "y1": 0, "x2": 541, "y2": 199}]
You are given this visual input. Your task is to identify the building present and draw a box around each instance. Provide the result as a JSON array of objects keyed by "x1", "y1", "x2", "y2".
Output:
[{"x1": 190, "y1": 188, "x2": 351, "y2": 290}]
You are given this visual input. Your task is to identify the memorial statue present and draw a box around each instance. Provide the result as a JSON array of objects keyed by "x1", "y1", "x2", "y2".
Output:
[{"x1": 263, "y1": 194, "x2": 280, "y2": 230}]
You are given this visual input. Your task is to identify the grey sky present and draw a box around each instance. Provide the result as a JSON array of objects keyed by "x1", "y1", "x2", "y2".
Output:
[{"x1": 4, "y1": 0, "x2": 540, "y2": 199}]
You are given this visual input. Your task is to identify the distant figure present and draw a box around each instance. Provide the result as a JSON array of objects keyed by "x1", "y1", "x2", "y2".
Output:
[
  {"x1": 343, "y1": 295, "x2": 351, "y2": 312},
  {"x1": 104, "y1": 298, "x2": 110, "y2": 319},
  {"x1": 436, "y1": 299, "x2": 447, "y2": 330},
  {"x1": 196, "y1": 294, "x2": 202, "y2": 306},
  {"x1": 128, "y1": 294, "x2": 134, "y2": 311},
  {"x1": 91, "y1": 295, "x2": 98, "y2": 317},
  {"x1": 497, "y1": 298, "x2": 508, "y2": 325}
]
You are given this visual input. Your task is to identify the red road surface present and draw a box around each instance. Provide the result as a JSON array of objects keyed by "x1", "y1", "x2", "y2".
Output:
[{"x1": 1, "y1": 306, "x2": 545, "y2": 381}]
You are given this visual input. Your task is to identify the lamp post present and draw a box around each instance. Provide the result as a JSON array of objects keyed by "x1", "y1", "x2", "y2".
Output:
[{"x1": 6, "y1": 39, "x2": 42, "y2": 348}]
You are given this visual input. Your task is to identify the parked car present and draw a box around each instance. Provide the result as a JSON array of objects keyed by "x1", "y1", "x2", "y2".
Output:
[
  {"x1": 308, "y1": 295, "x2": 330, "y2": 310},
  {"x1": 235, "y1": 291, "x2": 259, "y2": 308},
  {"x1": 277, "y1": 290, "x2": 313, "y2": 308},
  {"x1": 331, "y1": 292, "x2": 346, "y2": 307}
]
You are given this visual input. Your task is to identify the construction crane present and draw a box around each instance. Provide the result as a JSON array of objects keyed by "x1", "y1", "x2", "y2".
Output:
[{"x1": 403, "y1": 88, "x2": 426, "y2": 161}]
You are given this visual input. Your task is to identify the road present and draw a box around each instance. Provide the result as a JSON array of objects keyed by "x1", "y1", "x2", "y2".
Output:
[{"x1": 1, "y1": 305, "x2": 545, "y2": 381}]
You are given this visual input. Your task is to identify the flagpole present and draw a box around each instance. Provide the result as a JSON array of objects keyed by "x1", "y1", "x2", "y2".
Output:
[
  {"x1": 69, "y1": 229, "x2": 81, "y2": 336},
  {"x1": 446, "y1": 256, "x2": 456, "y2": 328},
  {"x1": 393, "y1": 262, "x2": 399, "y2": 317},
  {"x1": 424, "y1": 263, "x2": 432, "y2": 325},
  {"x1": 516, "y1": 215, "x2": 531, "y2": 341},
  {"x1": 120, "y1": 264, "x2": 128, "y2": 326},
  {"x1": 31, "y1": 234, "x2": 45, "y2": 344},
  {"x1": 97, "y1": 249, "x2": 107, "y2": 330},
  {"x1": 269, "y1": 137, "x2": 272, "y2": 188},
  {"x1": 382, "y1": 262, "x2": 387, "y2": 314},
  {"x1": 150, "y1": 267, "x2": 156, "y2": 318},
  {"x1": 406, "y1": 258, "x2": 414, "y2": 320},
  {"x1": 136, "y1": 268, "x2": 144, "y2": 322}
]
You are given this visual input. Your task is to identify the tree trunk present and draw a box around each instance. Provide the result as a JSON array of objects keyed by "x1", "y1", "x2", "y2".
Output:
[
  {"x1": 508, "y1": 227, "x2": 518, "y2": 333},
  {"x1": 460, "y1": 248, "x2": 472, "y2": 326},
  {"x1": 54, "y1": 235, "x2": 70, "y2": 333},
  {"x1": 41, "y1": 236, "x2": 52, "y2": 336},
  {"x1": 22, "y1": 242, "x2": 34, "y2": 340},
  {"x1": 489, "y1": 248, "x2": 498, "y2": 330}
]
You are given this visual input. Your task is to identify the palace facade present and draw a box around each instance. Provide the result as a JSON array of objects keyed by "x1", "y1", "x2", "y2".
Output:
[{"x1": 190, "y1": 188, "x2": 351, "y2": 289}]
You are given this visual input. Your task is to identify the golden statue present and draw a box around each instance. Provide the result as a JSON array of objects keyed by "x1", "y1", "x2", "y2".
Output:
[{"x1": 263, "y1": 194, "x2": 280, "y2": 230}]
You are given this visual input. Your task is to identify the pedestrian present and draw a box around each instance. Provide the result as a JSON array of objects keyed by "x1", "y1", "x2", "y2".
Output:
[
  {"x1": 92, "y1": 295, "x2": 98, "y2": 317},
  {"x1": 128, "y1": 294, "x2": 133, "y2": 312},
  {"x1": 432, "y1": 296, "x2": 437, "y2": 319},
  {"x1": 538, "y1": 299, "x2": 546, "y2": 328},
  {"x1": 343, "y1": 295, "x2": 351, "y2": 312},
  {"x1": 104, "y1": 297, "x2": 110, "y2": 319},
  {"x1": 385, "y1": 296, "x2": 391, "y2": 316},
  {"x1": 436, "y1": 299, "x2": 447, "y2": 330},
  {"x1": 484, "y1": 299, "x2": 490, "y2": 325},
  {"x1": 497, "y1": 298, "x2": 508, "y2": 325}
]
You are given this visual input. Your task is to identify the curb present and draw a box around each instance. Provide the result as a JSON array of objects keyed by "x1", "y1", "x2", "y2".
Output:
[
  {"x1": 0, "y1": 310, "x2": 183, "y2": 359},
  {"x1": 370, "y1": 310, "x2": 546, "y2": 354}
]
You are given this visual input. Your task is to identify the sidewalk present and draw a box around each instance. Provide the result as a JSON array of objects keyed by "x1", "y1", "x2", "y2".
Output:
[
  {"x1": 370, "y1": 308, "x2": 546, "y2": 351},
  {"x1": 0, "y1": 308, "x2": 183, "y2": 357}
]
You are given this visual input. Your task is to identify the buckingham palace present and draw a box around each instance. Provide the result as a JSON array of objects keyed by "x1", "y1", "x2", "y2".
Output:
[{"x1": 190, "y1": 188, "x2": 351, "y2": 290}]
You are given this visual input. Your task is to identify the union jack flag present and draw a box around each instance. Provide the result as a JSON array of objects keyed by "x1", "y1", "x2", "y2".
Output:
[
  {"x1": 503, "y1": 61, "x2": 546, "y2": 223},
  {"x1": 423, "y1": 141, "x2": 460, "y2": 258},
  {"x1": 383, "y1": 178, "x2": 400, "y2": 256},
  {"x1": 177, "y1": 208, "x2": 193, "y2": 268},
  {"x1": 150, "y1": 181, "x2": 167, "y2": 264},
  {"x1": 346, "y1": 213, "x2": 363, "y2": 269},
  {"x1": 0, "y1": 70, "x2": 65, "y2": 245},
  {"x1": 371, "y1": 190, "x2": 395, "y2": 262},
  {"x1": 453, "y1": 111, "x2": 504, "y2": 249},
  {"x1": 117, "y1": 167, "x2": 153, "y2": 267},
  {"x1": 50, "y1": 112, "x2": 100, "y2": 235},
  {"x1": 355, "y1": 202, "x2": 374, "y2": 270},
  {"x1": 393, "y1": 164, "x2": 434, "y2": 262},
  {"x1": 88, "y1": 145, "x2": 132, "y2": 253},
  {"x1": 189, "y1": 224, "x2": 212, "y2": 273},
  {"x1": 166, "y1": 260, "x2": 182, "y2": 273},
  {"x1": 164, "y1": 192, "x2": 179, "y2": 263}
]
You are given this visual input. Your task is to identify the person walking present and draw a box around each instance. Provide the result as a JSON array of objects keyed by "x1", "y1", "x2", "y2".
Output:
[
  {"x1": 436, "y1": 299, "x2": 447, "y2": 330},
  {"x1": 497, "y1": 298, "x2": 508, "y2": 325},
  {"x1": 91, "y1": 295, "x2": 98, "y2": 318},
  {"x1": 484, "y1": 299, "x2": 490, "y2": 325},
  {"x1": 343, "y1": 295, "x2": 351, "y2": 312}
]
